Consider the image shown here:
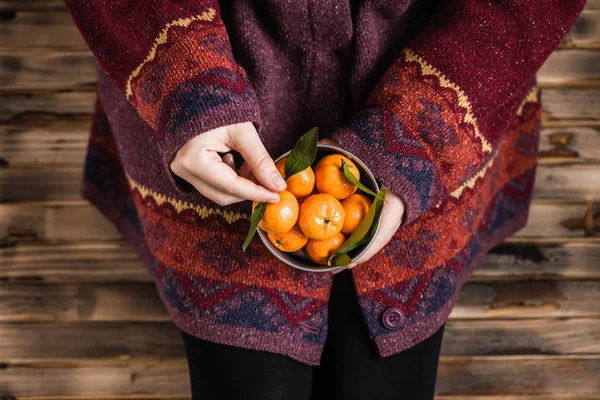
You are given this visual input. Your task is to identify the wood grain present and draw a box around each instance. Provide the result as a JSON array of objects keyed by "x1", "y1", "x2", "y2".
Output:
[
  {"x1": 0, "y1": 1, "x2": 66, "y2": 11},
  {"x1": 1, "y1": 357, "x2": 598, "y2": 397},
  {"x1": 0, "y1": 203, "x2": 119, "y2": 241},
  {"x1": 562, "y1": 9, "x2": 600, "y2": 49},
  {"x1": 2, "y1": 319, "x2": 598, "y2": 364},
  {"x1": 540, "y1": 127, "x2": 600, "y2": 161},
  {"x1": 0, "y1": 282, "x2": 168, "y2": 322},
  {"x1": 0, "y1": 91, "x2": 95, "y2": 122},
  {"x1": 533, "y1": 164, "x2": 600, "y2": 199},
  {"x1": 538, "y1": 50, "x2": 600, "y2": 86},
  {"x1": 452, "y1": 280, "x2": 600, "y2": 319},
  {"x1": 0, "y1": 123, "x2": 89, "y2": 167},
  {"x1": 542, "y1": 89, "x2": 600, "y2": 121},
  {"x1": 0, "y1": 322, "x2": 183, "y2": 362},
  {"x1": 0, "y1": 11, "x2": 85, "y2": 52},
  {"x1": 2, "y1": 241, "x2": 599, "y2": 282},
  {"x1": 442, "y1": 319, "x2": 600, "y2": 355},
  {"x1": 0, "y1": 280, "x2": 597, "y2": 322},
  {"x1": 0, "y1": 242, "x2": 147, "y2": 282},
  {"x1": 0, "y1": 51, "x2": 96, "y2": 91},
  {"x1": 479, "y1": 242, "x2": 600, "y2": 280}
]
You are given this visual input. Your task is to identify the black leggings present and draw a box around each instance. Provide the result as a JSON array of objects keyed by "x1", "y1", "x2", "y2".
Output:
[{"x1": 181, "y1": 269, "x2": 445, "y2": 400}]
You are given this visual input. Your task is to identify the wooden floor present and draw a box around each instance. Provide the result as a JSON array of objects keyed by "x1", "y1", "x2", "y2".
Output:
[{"x1": 1, "y1": 1, "x2": 599, "y2": 399}]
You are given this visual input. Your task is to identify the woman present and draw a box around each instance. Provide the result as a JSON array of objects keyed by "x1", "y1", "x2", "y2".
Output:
[{"x1": 65, "y1": 0, "x2": 584, "y2": 399}]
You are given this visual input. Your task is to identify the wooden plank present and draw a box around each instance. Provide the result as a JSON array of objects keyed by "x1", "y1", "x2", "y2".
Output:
[
  {"x1": 480, "y1": 242, "x2": 600, "y2": 280},
  {"x1": 0, "y1": 280, "x2": 597, "y2": 322},
  {"x1": 0, "y1": 11, "x2": 85, "y2": 52},
  {"x1": 442, "y1": 319, "x2": 600, "y2": 355},
  {"x1": 0, "y1": 1, "x2": 66, "y2": 11},
  {"x1": 2, "y1": 241, "x2": 599, "y2": 282},
  {"x1": 0, "y1": 167, "x2": 83, "y2": 201},
  {"x1": 538, "y1": 50, "x2": 600, "y2": 87},
  {"x1": 435, "y1": 357, "x2": 600, "y2": 396},
  {"x1": 0, "y1": 362, "x2": 189, "y2": 398},
  {"x1": 0, "y1": 283, "x2": 168, "y2": 322},
  {"x1": 542, "y1": 90, "x2": 600, "y2": 121},
  {"x1": 517, "y1": 202, "x2": 595, "y2": 238},
  {"x1": 540, "y1": 127, "x2": 600, "y2": 160},
  {"x1": 0, "y1": 51, "x2": 96, "y2": 91},
  {"x1": 1, "y1": 357, "x2": 598, "y2": 397},
  {"x1": 1, "y1": 201, "x2": 596, "y2": 243},
  {"x1": 3, "y1": 164, "x2": 600, "y2": 202},
  {"x1": 2, "y1": 319, "x2": 598, "y2": 364},
  {"x1": 0, "y1": 322, "x2": 183, "y2": 362},
  {"x1": 0, "y1": 91, "x2": 95, "y2": 122},
  {"x1": 452, "y1": 280, "x2": 600, "y2": 319},
  {"x1": 0, "y1": 242, "x2": 148, "y2": 282},
  {"x1": 0, "y1": 123, "x2": 89, "y2": 167},
  {"x1": 0, "y1": 203, "x2": 119, "y2": 241},
  {"x1": 1, "y1": 49, "x2": 597, "y2": 91},
  {"x1": 533, "y1": 164, "x2": 600, "y2": 199},
  {"x1": 562, "y1": 9, "x2": 600, "y2": 49}
]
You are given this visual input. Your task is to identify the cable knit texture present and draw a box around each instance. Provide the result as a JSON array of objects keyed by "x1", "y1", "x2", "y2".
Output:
[{"x1": 66, "y1": 0, "x2": 584, "y2": 365}]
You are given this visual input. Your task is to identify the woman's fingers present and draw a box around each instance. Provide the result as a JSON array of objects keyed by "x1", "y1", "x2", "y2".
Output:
[
  {"x1": 195, "y1": 152, "x2": 280, "y2": 203},
  {"x1": 227, "y1": 123, "x2": 287, "y2": 193},
  {"x1": 182, "y1": 173, "x2": 246, "y2": 207},
  {"x1": 171, "y1": 123, "x2": 282, "y2": 205}
]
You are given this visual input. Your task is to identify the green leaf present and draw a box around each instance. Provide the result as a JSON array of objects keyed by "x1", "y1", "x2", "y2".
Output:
[
  {"x1": 328, "y1": 189, "x2": 388, "y2": 266},
  {"x1": 329, "y1": 253, "x2": 352, "y2": 267},
  {"x1": 341, "y1": 159, "x2": 384, "y2": 200},
  {"x1": 242, "y1": 202, "x2": 266, "y2": 252},
  {"x1": 284, "y1": 127, "x2": 318, "y2": 179}
]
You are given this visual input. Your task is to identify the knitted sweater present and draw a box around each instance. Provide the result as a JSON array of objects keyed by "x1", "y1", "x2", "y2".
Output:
[{"x1": 66, "y1": 0, "x2": 584, "y2": 365}]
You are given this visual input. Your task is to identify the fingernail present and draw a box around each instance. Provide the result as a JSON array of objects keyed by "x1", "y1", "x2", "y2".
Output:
[{"x1": 272, "y1": 173, "x2": 287, "y2": 190}]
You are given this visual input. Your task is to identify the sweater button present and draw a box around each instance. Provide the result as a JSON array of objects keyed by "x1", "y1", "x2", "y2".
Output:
[{"x1": 382, "y1": 308, "x2": 406, "y2": 330}]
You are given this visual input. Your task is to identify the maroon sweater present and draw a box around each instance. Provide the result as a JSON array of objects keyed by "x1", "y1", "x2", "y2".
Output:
[{"x1": 66, "y1": 0, "x2": 584, "y2": 365}]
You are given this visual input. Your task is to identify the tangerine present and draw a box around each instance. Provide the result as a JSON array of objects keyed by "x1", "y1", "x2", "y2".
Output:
[
  {"x1": 341, "y1": 194, "x2": 372, "y2": 235},
  {"x1": 252, "y1": 190, "x2": 299, "y2": 234},
  {"x1": 305, "y1": 232, "x2": 346, "y2": 265},
  {"x1": 298, "y1": 193, "x2": 345, "y2": 240},
  {"x1": 315, "y1": 154, "x2": 359, "y2": 200},
  {"x1": 267, "y1": 224, "x2": 308, "y2": 252},
  {"x1": 276, "y1": 158, "x2": 315, "y2": 198}
]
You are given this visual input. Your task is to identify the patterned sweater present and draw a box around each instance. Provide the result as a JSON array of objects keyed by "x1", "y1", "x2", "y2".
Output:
[{"x1": 66, "y1": 0, "x2": 584, "y2": 365}]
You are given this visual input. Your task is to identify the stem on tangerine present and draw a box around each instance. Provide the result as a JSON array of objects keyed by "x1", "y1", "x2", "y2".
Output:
[{"x1": 324, "y1": 217, "x2": 331, "y2": 224}]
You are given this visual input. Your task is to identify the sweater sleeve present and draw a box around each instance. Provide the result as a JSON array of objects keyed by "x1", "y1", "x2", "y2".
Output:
[
  {"x1": 65, "y1": 0, "x2": 261, "y2": 191},
  {"x1": 331, "y1": 0, "x2": 584, "y2": 226}
]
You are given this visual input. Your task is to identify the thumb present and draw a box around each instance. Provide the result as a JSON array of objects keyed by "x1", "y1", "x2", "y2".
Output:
[{"x1": 227, "y1": 123, "x2": 287, "y2": 193}]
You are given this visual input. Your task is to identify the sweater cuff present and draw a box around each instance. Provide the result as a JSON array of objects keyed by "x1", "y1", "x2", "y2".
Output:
[
  {"x1": 331, "y1": 109, "x2": 445, "y2": 227},
  {"x1": 122, "y1": 16, "x2": 263, "y2": 194},
  {"x1": 154, "y1": 76, "x2": 262, "y2": 194}
]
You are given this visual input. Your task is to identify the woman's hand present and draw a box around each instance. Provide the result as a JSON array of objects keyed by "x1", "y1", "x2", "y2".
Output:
[
  {"x1": 332, "y1": 190, "x2": 406, "y2": 274},
  {"x1": 170, "y1": 122, "x2": 286, "y2": 206}
]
